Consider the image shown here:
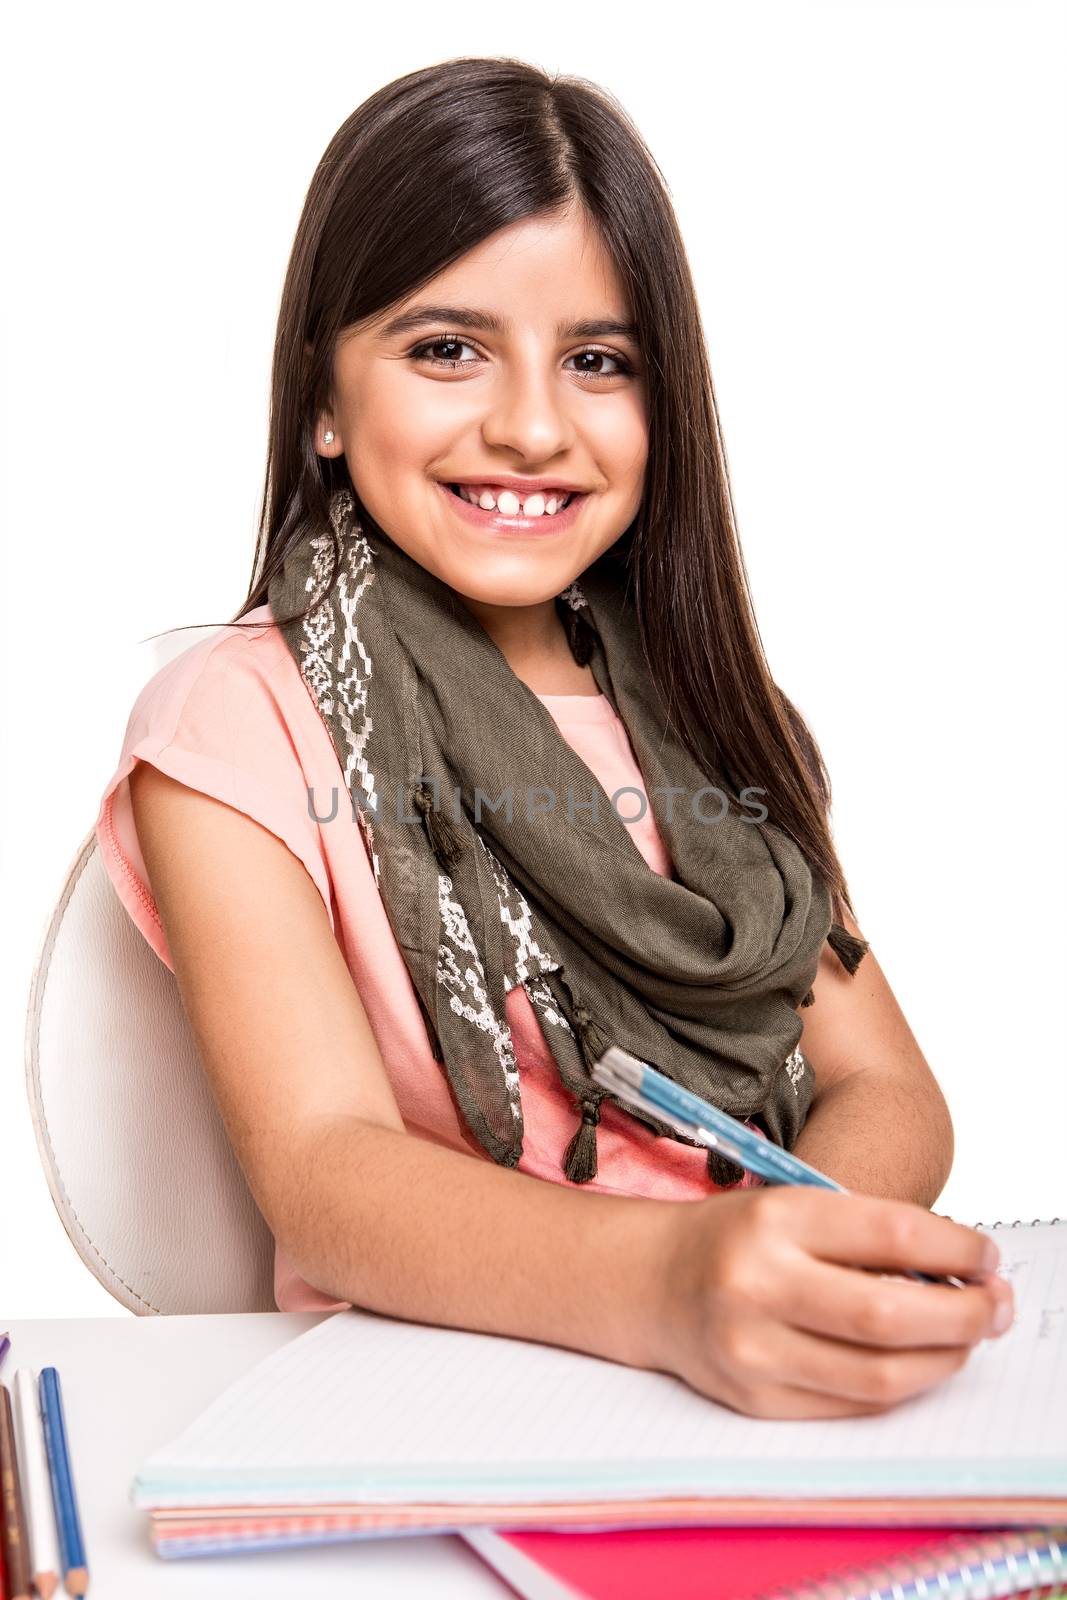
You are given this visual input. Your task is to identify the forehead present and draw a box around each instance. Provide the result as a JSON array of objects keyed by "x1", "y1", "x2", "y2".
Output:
[{"x1": 368, "y1": 209, "x2": 633, "y2": 337}]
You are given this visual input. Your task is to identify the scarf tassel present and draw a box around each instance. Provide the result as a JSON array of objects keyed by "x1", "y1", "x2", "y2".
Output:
[
  {"x1": 571, "y1": 1002, "x2": 612, "y2": 1068},
  {"x1": 800, "y1": 920, "x2": 871, "y2": 1008},
  {"x1": 558, "y1": 597, "x2": 598, "y2": 667},
  {"x1": 562, "y1": 1002, "x2": 613, "y2": 1183},
  {"x1": 412, "y1": 782, "x2": 465, "y2": 867},
  {"x1": 826, "y1": 919, "x2": 870, "y2": 975},
  {"x1": 564, "y1": 1098, "x2": 602, "y2": 1184},
  {"x1": 707, "y1": 1147, "x2": 747, "y2": 1188}
]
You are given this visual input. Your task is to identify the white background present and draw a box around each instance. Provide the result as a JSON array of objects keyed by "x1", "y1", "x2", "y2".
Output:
[{"x1": 1, "y1": 0, "x2": 1063, "y2": 1319}]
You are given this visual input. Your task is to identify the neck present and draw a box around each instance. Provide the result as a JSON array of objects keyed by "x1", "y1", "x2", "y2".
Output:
[{"x1": 456, "y1": 594, "x2": 598, "y2": 696}]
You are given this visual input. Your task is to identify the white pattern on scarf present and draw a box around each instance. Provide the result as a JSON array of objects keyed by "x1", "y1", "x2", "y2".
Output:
[
  {"x1": 436, "y1": 871, "x2": 523, "y2": 1126},
  {"x1": 298, "y1": 520, "x2": 383, "y2": 884},
  {"x1": 783, "y1": 1043, "x2": 808, "y2": 1095},
  {"x1": 479, "y1": 836, "x2": 563, "y2": 987}
]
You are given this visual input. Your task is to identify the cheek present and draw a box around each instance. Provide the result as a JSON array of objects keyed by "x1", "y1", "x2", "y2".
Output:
[
  {"x1": 345, "y1": 366, "x2": 462, "y2": 486},
  {"x1": 590, "y1": 392, "x2": 648, "y2": 486}
]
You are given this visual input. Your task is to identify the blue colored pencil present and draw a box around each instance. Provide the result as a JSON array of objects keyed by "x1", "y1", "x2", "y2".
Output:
[
  {"x1": 0, "y1": 1333, "x2": 10, "y2": 1373},
  {"x1": 38, "y1": 1368, "x2": 88, "y2": 1596}
]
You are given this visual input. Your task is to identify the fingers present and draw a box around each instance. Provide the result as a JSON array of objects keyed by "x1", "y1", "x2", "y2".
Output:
[
  {"x1": 777, "y1": 1251, "x2": 1015, "y2": 1350},
  {"x1": 716, "y1": 1379, "x2": 891, "y2": 1420},
  {"x1": 769, "y1": 1323, "x2": 974, "y2": 1408},
  {"x1": 777, "y1": 1188, "x2": 1001, "y2": 1283},
  {"x1": 674, "y1": 1188, "x2": 1017, "y2": 1420},
  {"x1": 713, "y1": 1317, "x2": 978, "y2": 1418}
]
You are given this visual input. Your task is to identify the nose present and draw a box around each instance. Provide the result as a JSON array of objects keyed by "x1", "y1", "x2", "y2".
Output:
[{"x1": 478, "y1": 354, "x2": 576, "y2": 464}]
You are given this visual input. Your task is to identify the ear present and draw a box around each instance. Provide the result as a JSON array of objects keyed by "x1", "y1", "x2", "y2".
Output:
[{"x1": 305, "y1": 345, "x2": 342, "y2": 456}]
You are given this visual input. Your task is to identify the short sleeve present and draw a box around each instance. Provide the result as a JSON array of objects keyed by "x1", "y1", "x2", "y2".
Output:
[{"x1": 95, "y1": 624, "x2": 335, "y2": 973}]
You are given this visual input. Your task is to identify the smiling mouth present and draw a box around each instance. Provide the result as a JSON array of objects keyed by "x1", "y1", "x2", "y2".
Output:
[{"x1": 445, "y1": 483, "x2": 578, "y2": 516}]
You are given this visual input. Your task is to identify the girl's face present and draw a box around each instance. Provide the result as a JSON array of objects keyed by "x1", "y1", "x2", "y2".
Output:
[{"x1": 316, "y1": 203, "x2": 648, "y2": 630}]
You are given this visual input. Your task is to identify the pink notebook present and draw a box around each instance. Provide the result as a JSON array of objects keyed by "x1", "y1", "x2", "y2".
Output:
[{"x1": 462, "y1": 1524, "x2": 1067, "y2": 1600}]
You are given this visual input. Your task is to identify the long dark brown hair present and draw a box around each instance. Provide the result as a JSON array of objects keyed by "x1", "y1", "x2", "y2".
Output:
[{"x1": 161, "y1": 54, "x2": 858, "y2": 926}]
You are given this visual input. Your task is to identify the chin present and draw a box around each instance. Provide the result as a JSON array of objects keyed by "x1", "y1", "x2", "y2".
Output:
[{"x1": 445, "y1": 565, "x2": 569, "y2": 609}]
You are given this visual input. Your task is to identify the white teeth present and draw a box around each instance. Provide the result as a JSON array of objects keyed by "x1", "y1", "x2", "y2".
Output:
[{"x1": 453, "y1": 484, "x2": 574, "y2": 517}]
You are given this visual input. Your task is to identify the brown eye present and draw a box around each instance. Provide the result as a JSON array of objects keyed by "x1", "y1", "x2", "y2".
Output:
[
  {"x1": 568, "y1": 349, "x2": 635, "y2": 379},
  {"x1": 410, "y1": 337, "x2": 478, "y2": 367}
]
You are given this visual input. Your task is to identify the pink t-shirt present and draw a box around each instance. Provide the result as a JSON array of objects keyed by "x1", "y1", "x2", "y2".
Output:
[{"x1": 95, "y1": 601, "x2": 760, "y2": 1313}]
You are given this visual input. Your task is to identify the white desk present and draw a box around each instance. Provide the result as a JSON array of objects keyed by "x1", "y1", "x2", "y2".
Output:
[{"x1": 3, "y1": 1313, "x2": 511, "y2": 1598}]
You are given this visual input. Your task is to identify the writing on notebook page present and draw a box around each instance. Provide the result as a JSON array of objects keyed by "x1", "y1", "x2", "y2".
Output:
[
  {"x1": 979, "y1": 1226, "x2": 1064, "y2": 1344},
  {"x1": 1040, "y1": 1306, "x2": 1065, "y2": 1341}
]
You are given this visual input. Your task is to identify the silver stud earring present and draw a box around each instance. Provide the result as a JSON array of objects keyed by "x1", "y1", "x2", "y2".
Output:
[{"x1": 323, "y1": 429, "x2": 335, "y2": 445}]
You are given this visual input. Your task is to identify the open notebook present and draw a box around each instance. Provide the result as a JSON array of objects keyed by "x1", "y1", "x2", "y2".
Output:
[{"x1": 132, "y1": 1219, "x2": 1067, "y2": 1565}]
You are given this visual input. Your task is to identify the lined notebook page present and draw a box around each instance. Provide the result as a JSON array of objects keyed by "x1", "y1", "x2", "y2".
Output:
[{"x1": 133, "y1": 1222, "x2": 1067, "y2": 1509}]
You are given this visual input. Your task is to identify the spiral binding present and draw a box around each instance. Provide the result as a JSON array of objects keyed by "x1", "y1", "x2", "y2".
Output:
[
  {"x1": 972, "y1": 1218, "x2": 1064, "y2": 1230},
  {"x1": 763, "y1": 1527, "x2": 1067, "y2": 1600}
]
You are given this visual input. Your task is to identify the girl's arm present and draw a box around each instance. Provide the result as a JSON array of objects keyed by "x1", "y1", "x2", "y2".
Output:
[
  {"x1": 793, "y1": 908, "x2": 954, "y2": 1206},
  {"x1": 127, "y1": 759, "x2": 670, "y2": 1370},
  {"x1": 128, "y1": 761, "x2": 1006, "y2": 1418}
]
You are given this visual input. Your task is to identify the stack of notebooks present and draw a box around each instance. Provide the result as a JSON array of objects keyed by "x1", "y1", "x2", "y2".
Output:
[{"x1": 132, "y1": 1218, "x2": 1067, "y2": 1597}]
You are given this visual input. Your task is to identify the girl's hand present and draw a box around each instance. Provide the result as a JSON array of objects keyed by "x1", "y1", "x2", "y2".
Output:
[{"x1": 653, "y1": 1186, "x2": 1014, "y2": 1418}]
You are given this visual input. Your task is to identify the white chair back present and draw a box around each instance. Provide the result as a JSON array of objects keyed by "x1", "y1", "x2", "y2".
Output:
[{"x1": 25, "y1": 829, "x2": 275, "y2": 1314}]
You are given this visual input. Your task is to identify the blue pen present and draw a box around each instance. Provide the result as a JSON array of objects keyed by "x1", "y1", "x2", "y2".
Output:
[
  {"x1": 39, "y1": 1366, "x2": 89, "y2": 1596},
  {"x1": 591, "y1": 1045, "x2": 964, "y2": 1289}
]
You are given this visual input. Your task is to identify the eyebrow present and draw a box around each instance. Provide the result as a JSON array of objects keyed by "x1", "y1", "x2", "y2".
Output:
[{"x1": 375, "y1": 304, "x2": 640, "y2": 343}]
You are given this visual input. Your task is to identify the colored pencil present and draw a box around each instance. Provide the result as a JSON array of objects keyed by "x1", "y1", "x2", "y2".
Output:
[
  {"x1": 11, "y1": 1372, "x2": 60, "y2": 1600},
  {"x1": 0, "y1": 1338, "x2": 9, "y2": 1376},
  {"x1": 0, "y1": 1385, "x2": 31, "y2": 1600},
  {"x1": 38, "y1": 1370, "x2": 88, "y2": 1597}
]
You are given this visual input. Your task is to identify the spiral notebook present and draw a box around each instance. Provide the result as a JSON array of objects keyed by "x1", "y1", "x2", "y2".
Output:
[
  {"x1": 132, "y1": 1217, "x2": 1067, "y2": 1580},
  {"x1": 463, "y1": 1524, "x2": 1067, "y2": 1600}
]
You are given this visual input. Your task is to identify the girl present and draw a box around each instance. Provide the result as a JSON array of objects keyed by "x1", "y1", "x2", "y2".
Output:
[{"x1": 96, "y1": 56, "x2": 1013, "y2": 1419}]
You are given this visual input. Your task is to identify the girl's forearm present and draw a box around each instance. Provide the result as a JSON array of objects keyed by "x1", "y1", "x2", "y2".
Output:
[
  {"x1": 278, "y1": 1114, "x2": 679, "y2": 1369},
  {"x1": 791, "y1": 1070, "x2": 954, "y2": 1207}
]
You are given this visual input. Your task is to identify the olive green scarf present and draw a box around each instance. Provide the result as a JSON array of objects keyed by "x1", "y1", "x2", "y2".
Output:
[{"x1": 268, "y1": 487, "x2": 868, "y2": 1185}]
